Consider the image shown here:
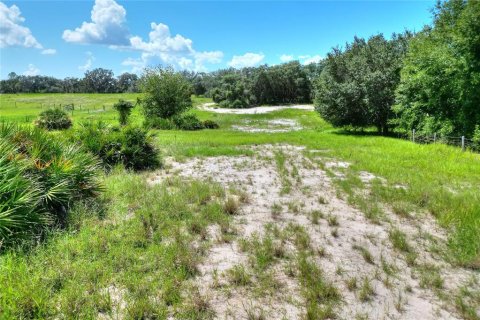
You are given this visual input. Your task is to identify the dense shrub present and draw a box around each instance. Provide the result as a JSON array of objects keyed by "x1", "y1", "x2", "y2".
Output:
[
  {"x1": 173, "y1": 114, "x2": 204, "y2": 131},
  {"x1": 145, "y1": 115, "x2": 219, "y2": 131},
  {"x1": 144, "y1": 117, "x2": 176, "y2": 130},
  {"x1": 0, "y1": 124, "x2": 102, "y2": 247},
  {"x1": 139, "y1": 66, "x2": 193, "y2": 119},
  {"x1": 113, "y1": 99, "x2": 135, "y2": 125},
  {"x1": 35, "y1": 108, "x2": 72, "y2": 130},
  {"x1": 74, "y1": 122, "x2": 161, "y2": 170},
  {"x1": 202, "y1": 120, "x2": 220, "y2": 129}
]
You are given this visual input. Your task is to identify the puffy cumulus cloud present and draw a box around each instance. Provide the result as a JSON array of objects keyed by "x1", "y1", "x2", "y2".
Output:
[
  {"x1": 23, "y1": 64, "x2": 40, "y2": 76},
  {"x1": 123, "y1": 23, "x2": 223, "y2": 72},
  {"x1": 78, "y1": 51, "x2": 95, "y2": 71},
  {"x1": 300, "y1": 54, "x2": 322, "y2": 65},
  {"x1": 0, "y1": 2, "x2": 42, "y2": 49},
  {"x1": 228, "y1": 52, "x2": 265, "y2": 68},
  {"x1": 41, "y1": 48, "x2": 56, "y2": 55},
  {"x1": 64, "y1": 0, "x2": 223, "y2": 72},
  {"x1": 130, "y1": 23, "x2": 193, "y2": 54},
  {"x1": 63, "y1": 0, "x2": 129, "y2": 45},
  {"x1": 279, "y1": 54, "x2": 294, "y2": 63}
]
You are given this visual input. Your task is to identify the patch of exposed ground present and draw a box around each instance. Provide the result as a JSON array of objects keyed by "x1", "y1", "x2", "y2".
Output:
[
  {"x1": 198, "y1": 102, "x2": 314, "y2": 114},
  {"x1": 232, "y1": 119, "x2": 302, "y2": 133},
  {"x1": 149, "y1": 144, "x2": 479, "y2": 319}
]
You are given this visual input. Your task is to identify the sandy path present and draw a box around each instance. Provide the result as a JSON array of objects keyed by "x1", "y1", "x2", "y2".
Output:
[
  {"x1": 149, "y1": 145, "x2": 479, "y2": 319},
  {"x1": 198, "y1": 103, "x2": 314, "y2": 114}
]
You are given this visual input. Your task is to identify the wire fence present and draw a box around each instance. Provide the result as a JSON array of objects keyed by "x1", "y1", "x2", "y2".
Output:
[{"x1": 397, "y1": 129, "x2": 479, "y2": 153}]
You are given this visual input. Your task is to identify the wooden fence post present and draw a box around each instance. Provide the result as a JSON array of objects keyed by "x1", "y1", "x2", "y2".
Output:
[
  {"x1": 433, "y1": 133, "x2": 437, "y2": 143},
  {"x1": 462, "y1": 136, "x2": 465, "y2": 151},
  {"x1": 412, "y1": 129, "x2": 416, "y2": 143}
]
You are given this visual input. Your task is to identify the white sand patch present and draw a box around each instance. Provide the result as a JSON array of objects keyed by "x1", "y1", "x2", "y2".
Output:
[
  {"x1": 149, "y1": 144, "x2": 477, "y2": 319},
  {"x1": 231, "y1": 119, "x2": 302, "y2": 133},
  {"x1": 198, "y1": 103, "x2": 314, "y2": 114}
]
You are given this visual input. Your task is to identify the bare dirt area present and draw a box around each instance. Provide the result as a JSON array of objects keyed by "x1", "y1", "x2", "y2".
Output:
[
  {"x1": 232, "y1": 119, "x2": 302, "y2": 133},
  {"x1": 198, "y1": 103, "x2": 314, "y2": 114},
  {"x1": 149, "y1": 145, "x2": 479, "y2": 320}
]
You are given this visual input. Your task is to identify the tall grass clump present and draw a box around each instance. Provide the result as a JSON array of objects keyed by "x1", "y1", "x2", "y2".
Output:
[
  {"x1": 73, "y1": 122, "x2": 161, "y2": 170},
  {"x1": 34, "y1": 108, "x2": 72, "y2": 130},
  {"x1": 0, "y1": 123, "x2": 102, "y2": 248}
]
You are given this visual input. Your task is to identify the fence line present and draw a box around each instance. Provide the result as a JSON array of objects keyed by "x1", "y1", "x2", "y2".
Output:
[{"x1": 400, "y1": 129, "x2": 479, "y2": 153}]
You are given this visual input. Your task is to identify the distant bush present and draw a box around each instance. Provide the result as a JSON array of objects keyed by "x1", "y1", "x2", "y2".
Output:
[
  {"x1": 113, "y1": 99, "x2": 135, "y2": 126},
  {"x1": 473, "y1": 125, "x2": 480, "y2": 151},
  {"x1": 0, "y1": 124, "x2": 102, "y2": 247},
  {"x1": 35, "y1": 108, "x2": 72, "y2": 130},
  {"x1": 74, "y1": 122, "x2": 161, "y2": 170},
  {"x1": 202, "y1": 120, "x2": 220, "y2": 129},
  {"x1": 144, "y1": 117, "x2": 176, "y2": 130},
  {"x1": 173, "y1": 114, "x2": 204, "y2": 131}
]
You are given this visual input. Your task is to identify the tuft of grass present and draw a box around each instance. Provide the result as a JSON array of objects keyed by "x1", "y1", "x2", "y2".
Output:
[
  {"x1": 352, "y1": 244, "x2": 375, "y2": 264},
  {"x1": 310, "y1": 210, "x2": 324, "y2": 224},
  {"x1": 297, "y1": 254, "x2": 341, "y2": 320},
  {"x1": 358, "y1": 277, "x2": 375, "y2": 302},
  {"x1": 223, "y1": 196, "x2": 240, "y2": 215},
  {"x1": 326, "y1": 214, "x2": 339, "y2": 227},
  {"x1": 228, "y1": 265, "x2": 252, "y2": 287}
]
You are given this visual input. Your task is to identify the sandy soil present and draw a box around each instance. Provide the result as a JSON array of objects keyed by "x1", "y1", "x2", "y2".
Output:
[
  {"x1": 149, "y1": 145, "x2": 479, "y2": 320},
  {"x1": 198, "y1": 103, "x2": 314, "y2": 114},
  {"x1": 231, "y1": 119, "x2": 302, "y2": 133}
]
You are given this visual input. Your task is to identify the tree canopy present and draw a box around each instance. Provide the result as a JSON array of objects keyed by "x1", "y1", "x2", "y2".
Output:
[
  {"x1": 314, "y1": 33, "x2": 409, "y2": 134},
  {"x1": 393, "y1": 0, "x2": 480, "y2": 137}
]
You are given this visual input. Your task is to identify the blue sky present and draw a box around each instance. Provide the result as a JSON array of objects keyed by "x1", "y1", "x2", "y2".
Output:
[{"x1": 0, "y1": 0, "x2": 435, "y2": 79}]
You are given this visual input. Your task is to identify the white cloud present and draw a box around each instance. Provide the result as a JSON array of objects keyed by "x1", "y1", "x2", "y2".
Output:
[
  {"x1": 280, "y1": 54, "x2": 294, "y2": 63},
  {"x1": 301, "y1": 55, "x2": 322, "y2": 65},
  {"x1": 41, "y1": 48, "x2": 56, "y2": 55},
  {"x1": 63, "y1": 0, "x2": 129, "y2": 45},
  {"x1": 123, "y1": 22, "x2": 223, "y2": 72},
  {"x1": 23, "y1": 64, "x2": 40, "y2": 76},
  {"x1": 78, "y1": 51, "x2": 95, "y2": 71},
  {"x1": 64, "y1": 0, "x2": 222, "y2": 72},
  {"x1": 228, "y1": 52, "x2": 265, "y2": 68},
  {"x1": 0, "y1": 2, "x2": 42, "y2": 49}
]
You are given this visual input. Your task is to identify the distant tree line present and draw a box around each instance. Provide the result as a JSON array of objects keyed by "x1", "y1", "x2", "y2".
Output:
[
  {"x1": 0, "y1": 68, "x2": 140, "y2": 94},
  {"x1": 314, "y1": 0, "x2": 480, "y2": 137},
  {"x1": 181, "y1": 61, "x2": 323, "y2": 108}
]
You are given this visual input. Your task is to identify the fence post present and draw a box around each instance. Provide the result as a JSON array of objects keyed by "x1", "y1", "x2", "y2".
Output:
[
  {"x1": 412, "y1": 129, "x2": 416, "y2": 143},
  {"x1": 433, "y1": 133, "x2": 436, "y2": 143},
  {"x1": 462, "y1": 136, "x2": 465, "y2": 152}
]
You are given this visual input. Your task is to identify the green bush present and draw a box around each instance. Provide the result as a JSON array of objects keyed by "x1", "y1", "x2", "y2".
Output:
[
  {"x1": 202, "y1": 120, "x2": 220, "y2": 129},
  {"x1": 473, "y1": 125, "x2": 480, "y2": 151},
  {"x1": 74, "y1": 122, "x2": 161, "y2": 170},
  {"x1": 172, "y1": 114, "x2": 204, "y2": 131},
  {"x1": 144, "y1": 117, "x2": 176, "y2": 130},
  {"x1": 140, "y1": 66, "x2": 193, "y2": 119},
  {"x1": 113, "y1": 99, "x2": 135, "y2": 126},
  {"x1": 0, "y1": 124, "x2": 102, "y2": 247},
  {"x1": 35, "y1": 108, "x2": 72, "y2": 130}
]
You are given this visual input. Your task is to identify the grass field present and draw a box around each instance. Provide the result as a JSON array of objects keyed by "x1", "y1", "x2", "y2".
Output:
[
  {"x1": 0, "y1": 93, "x2": 211, "y2": 125},
  {"x1": 1, "y1": 93, "x2": 479, "y2": 319}
]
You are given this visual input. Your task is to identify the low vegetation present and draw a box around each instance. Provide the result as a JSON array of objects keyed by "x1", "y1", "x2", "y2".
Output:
[
  {"x1": 34, "y1": 108, "x2": 72, "y2": 130},
  {"x1": 0, "y1": 123, "x2": 101, "y2": 248},
  {"x1": 71, "y1": 122, "x2": 161, "y2": 171}
]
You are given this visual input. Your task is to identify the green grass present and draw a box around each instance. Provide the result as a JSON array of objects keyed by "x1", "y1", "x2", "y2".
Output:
[
  {"x1": 0, "y1": 93, "x2": 209, "y2": 125},
  {"x1": 0, "y1": 169, "x2": 229, "y2": 318},
  {"x1": 1, "y1": 93, "x2": 480, "y2": 317}
]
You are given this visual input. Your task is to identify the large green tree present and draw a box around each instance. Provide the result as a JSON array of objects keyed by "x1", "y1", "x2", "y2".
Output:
[
  {"x1": 314, "y1": 34, "x2": 409, "y2": 134},
  {"x1": 140, "y1": 66, "x2": 193, "y2": 119},
  {"x1": 393, "y1": 0, "x2": 480, "y2": 136}
]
